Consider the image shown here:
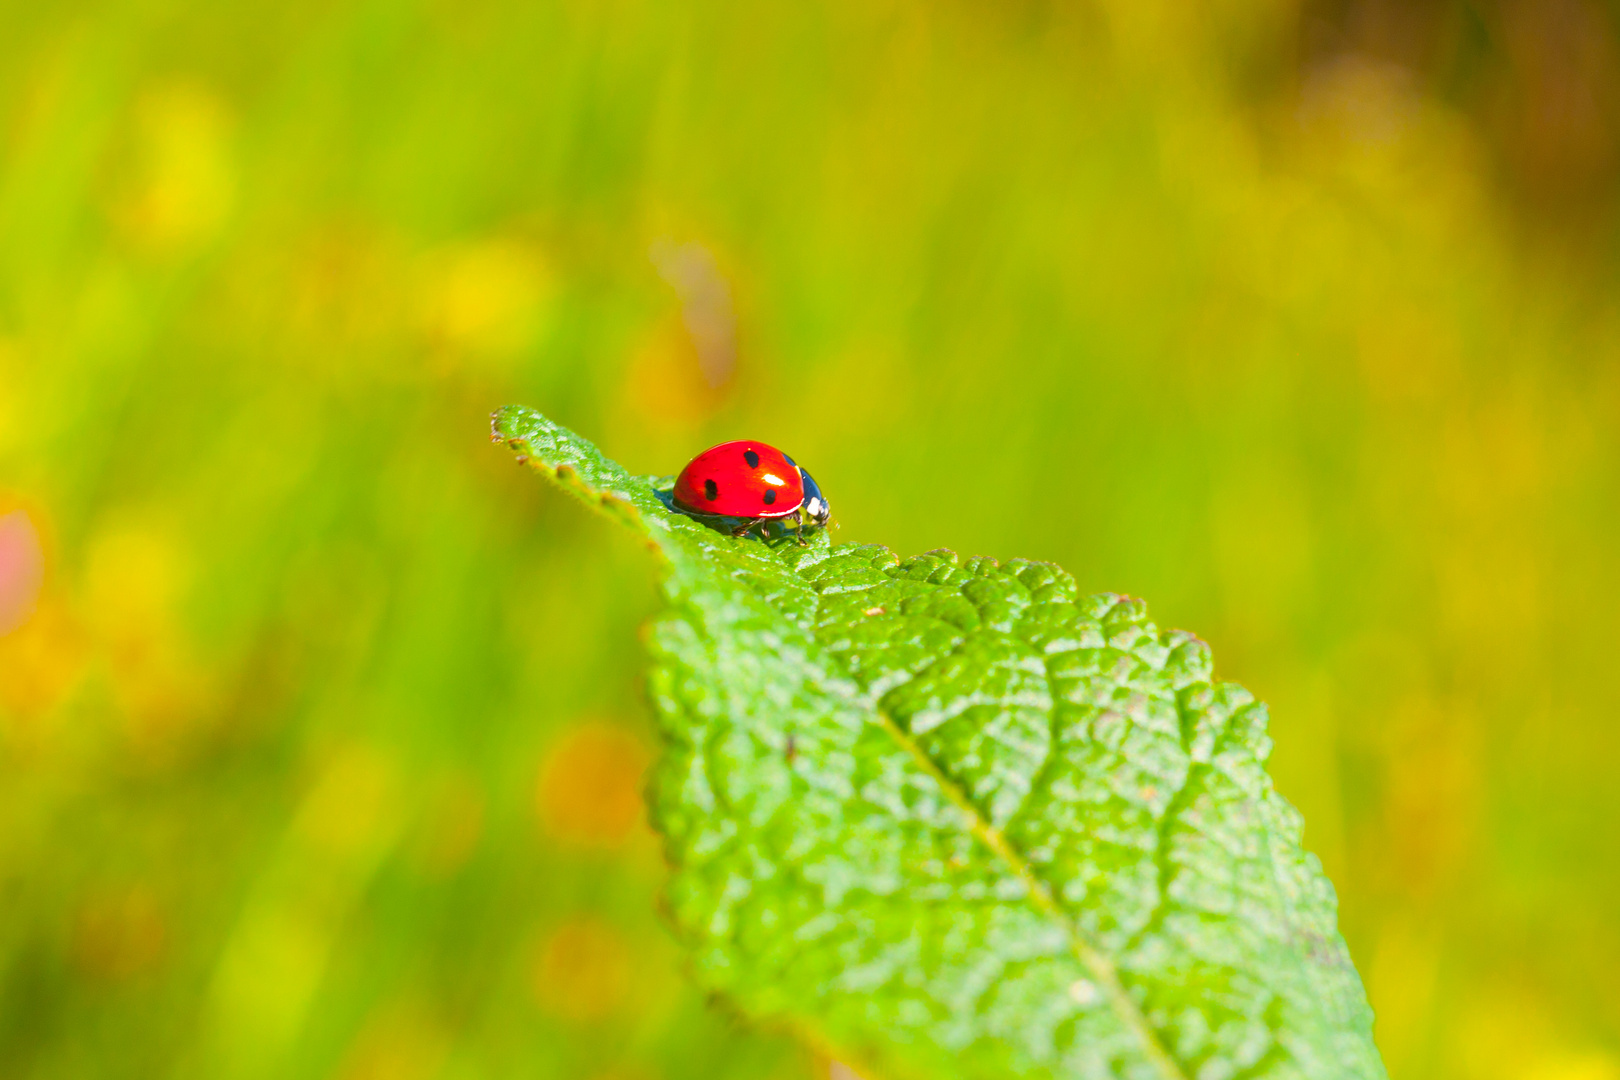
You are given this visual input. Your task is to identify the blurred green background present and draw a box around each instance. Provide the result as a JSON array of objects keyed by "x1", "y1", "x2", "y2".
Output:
[{"x1": 3, "y1": 1, "x2": 1620, "y2": 1078}]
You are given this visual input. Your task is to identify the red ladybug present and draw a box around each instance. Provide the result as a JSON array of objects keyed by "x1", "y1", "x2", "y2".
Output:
[{"x1": 672, "y1": 440, "x2": 831, "y2": 543}]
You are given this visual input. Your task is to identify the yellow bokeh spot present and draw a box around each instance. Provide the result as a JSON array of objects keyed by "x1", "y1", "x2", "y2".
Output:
[
  {"x1": 1528, "y1": 1052, "x2": 1620, "y2": 1080},
  {"x1": 0, "y1": 337, "x2": 20, "y2": 456},
  {"x1": 112, "y1": 80, "x2": 235, "y2": 254},
  {"x1": 1451, "y1": 985, "x2": 1556, "y2": 1079},
  {"x1": 82, "y1": 520, "x2": 186, "y2": 643},
  {"x1": 80, "y1": 518, "x2": 210, "y2": 754},
  {"x1": 417, "y1": 238, "x2": 552, "y2": 362},
  {"x1": 0, "y1": 595, "x2": 84, "y2": 744},
  {"x1": 536, "y1": 721, "x2": 649, "y2": 849}
]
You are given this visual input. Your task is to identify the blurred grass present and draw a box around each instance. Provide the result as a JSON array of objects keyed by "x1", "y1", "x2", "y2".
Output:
[{"x1": 2, "y1": 2, "x2": 1619, "y2": 1079}]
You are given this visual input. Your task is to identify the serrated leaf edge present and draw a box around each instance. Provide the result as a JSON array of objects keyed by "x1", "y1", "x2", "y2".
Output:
[{"x1": 494, "y1": 408, "x2": 1197, "y2": 1078}]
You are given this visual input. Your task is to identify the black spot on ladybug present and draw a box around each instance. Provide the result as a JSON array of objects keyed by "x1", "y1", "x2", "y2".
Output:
[
  {"x1": 763, "y1": 489, "x2": 777, "y2": 506},
  {"x1": 703, "y1": 479, "x2": 718, "y2": 501},
  {"x1": 744, "y1": 449, "x2": 760, "y2": 468}
]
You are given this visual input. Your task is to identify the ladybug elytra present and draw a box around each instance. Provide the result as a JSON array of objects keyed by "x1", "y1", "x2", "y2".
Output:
[{"x1": 671, "y1": 440, "x2": 831, "y2": 543}]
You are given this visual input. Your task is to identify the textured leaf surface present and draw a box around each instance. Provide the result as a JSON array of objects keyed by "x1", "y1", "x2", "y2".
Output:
[{"x1": 493, "y1": 406, "x2": 1386, "y2": 1080}]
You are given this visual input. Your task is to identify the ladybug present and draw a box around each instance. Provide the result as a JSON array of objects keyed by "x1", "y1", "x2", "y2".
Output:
[{"x1": 671, "y1": 440, "x2": 831, "y2": 543}]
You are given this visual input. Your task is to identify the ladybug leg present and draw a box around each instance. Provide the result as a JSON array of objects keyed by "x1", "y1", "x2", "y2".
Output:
[{"x1": 795, "y1": 510, "x2": 807, "y2": 546}]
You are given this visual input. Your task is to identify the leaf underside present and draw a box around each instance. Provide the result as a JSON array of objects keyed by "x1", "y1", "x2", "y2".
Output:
[{"x1": 493, "y1": 406, "x2": 1386, "y2": 1080}]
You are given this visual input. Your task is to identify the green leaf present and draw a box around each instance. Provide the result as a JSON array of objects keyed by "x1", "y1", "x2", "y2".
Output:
[{"x1": 493, "y1": 406, "x2": 1387, "y2": 1080}]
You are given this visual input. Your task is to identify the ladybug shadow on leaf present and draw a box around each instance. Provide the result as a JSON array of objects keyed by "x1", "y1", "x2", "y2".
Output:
[{"x1": 647, "y1": 479, "x2": 821, "y2": 551}]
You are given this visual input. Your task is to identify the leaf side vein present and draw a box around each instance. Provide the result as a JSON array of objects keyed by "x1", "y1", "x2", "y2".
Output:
[{"x1": 874, "y1": 710, "x2": 1188, "y2": 1080}]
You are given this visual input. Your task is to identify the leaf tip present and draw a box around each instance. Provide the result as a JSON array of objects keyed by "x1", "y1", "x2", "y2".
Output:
[{"x1": 490, "y1": 406, "x2": 522, "y2": 441}]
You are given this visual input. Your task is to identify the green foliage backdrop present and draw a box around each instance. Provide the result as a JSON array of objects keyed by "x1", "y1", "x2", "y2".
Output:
[{"x1": 2, "y1": 3, "x2": 1618, "y2": 1079}]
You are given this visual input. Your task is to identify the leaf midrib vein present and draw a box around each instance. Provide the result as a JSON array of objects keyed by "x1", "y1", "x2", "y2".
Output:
[
  {"x1": 874, "y1": 709, "x2": 1187, "y2": 1080},
  {"x1": 503, "y1": 414, "x2": 1188, "y2": 1080}
]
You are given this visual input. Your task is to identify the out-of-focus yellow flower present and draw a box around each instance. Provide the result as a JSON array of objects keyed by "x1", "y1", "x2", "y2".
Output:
[
  {"x1": 0, "y1": 508, "x2": 44, "y2": 635},
  {"x1": 108, "y1": 80, "x2": 235, "y2": 255},
  {"x1": 0, "y1": 596, "x2": 84, "y2": 742},
  {"x1": 1448, "y1": 985, "x2": 1617, "y2": 1080},
  {"x1": 0, "y1": 502, "x2": 85, "y2": 750},
  {"x1": 618, "y1": 314, "x2": 728, "y2": 431},
  {"x1": 536, "y1": 720, "x2": 650, "y2": 850},
  {"x1": 0, "y1": 337, "x2": 20, "y2": 457},
  {"x1": 1527, "y1": 1051, "x2": 1620, "y2": 1080},
  {"x1": 417, "y1": 238, "x2": 553, "y2": 366}
]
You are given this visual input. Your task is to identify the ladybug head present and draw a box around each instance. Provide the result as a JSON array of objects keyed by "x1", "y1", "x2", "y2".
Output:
[{"x1": 798, "y1": 467, "x2": 831, "y2": 528}]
